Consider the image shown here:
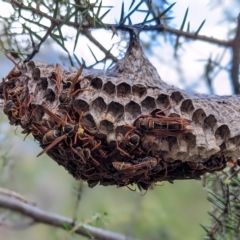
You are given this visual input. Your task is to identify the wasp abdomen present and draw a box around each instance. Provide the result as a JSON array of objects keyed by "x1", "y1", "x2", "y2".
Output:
[{"x1": 42, "y1": 130, "x2": 61, "y2": 145}]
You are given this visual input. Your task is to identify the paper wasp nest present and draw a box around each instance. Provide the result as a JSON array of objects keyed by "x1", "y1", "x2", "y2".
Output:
[{"x1": 0, "y1": 38, "x2": 237, "y2": 190}]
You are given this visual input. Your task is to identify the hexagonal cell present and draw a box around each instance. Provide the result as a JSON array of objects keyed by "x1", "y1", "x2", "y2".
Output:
[
  {"x1": 215, "y1": 125, "x2": 230, "y2": 141},
  {"x1": 219, "y1": 142, "x2": 226, "y2": 151},
  {"x1": 156, "y1": 94, "x2": 170, "y2": 108},
  {"x1": 43, "y1": 88, "x2": 56, "y2": 102},
  {"x1": 180, "y1": 99, "x2": 194, "y2": 113},
  {"x1": 170, "y1": 91, "x2": 184, "y2": 104},
  {"x1": 132, "y1": 84, "x2": 147, "y2": 98},
  {"x1": 227, "y1": 136, "x2": 240, "y2": 148},
  {"x1": 79, "y1": 78, "x2": 90, "y2": 89},
  {"x1": 168, "y1": 136, "x2": 177, "y2": 151},
  {"x1": 141, "y1": 135, "x2": 162, "y2": 152},
  {"x1": 32, "y1": 67, "x2": 41, "y2": 81},
  {"x1": 115, "y1": 125, "x2": 131, "y2": 135},
  {"x1": 99, "y1": 120, "x2": 114, "y2": 135},
  {"x1": 182, "y1": 133, "x2": 196, "y2": 150},
  {"x1": 73, "y1": 99, "x2": 89, "y2": 112},
  {"x1": 106, "y1": 102, "x2": 124, "y2": 121},
  {"x1": 90, "y1": 97, "x2": 107, "y2": 118},
  {"x1": 49, "y1": 71, "x2": 56, "y2": 80},
  {"x1": 192, "y1": 109, "x2": 206, "y2": 125},
  {"x1": 117, "y1": 82, "x2": 131, "y2": 98},
  {"x1": 90, "y1": 77, "x2": 103, "y2": 90},
  {"x1": 103, "y1": 81, "x2": 116, "y2": 95},
  {"x1": 141, "y1": 96, "x2": 156, "y2": 112},
  {"x1": 204, "y1": 114, "x2": 217, "y2": 129},
  {"x1": 82, "y1": 113, "x2": 96, "y2": 129},
  {"x1": 27, "y1": 60, "x2": 36, "y2": 71},
  {"x1": 39, "y1": 77, "x2": 48, "y2": 90},
  {"x1": 125, "y1": 101, "x2": 141, "y2": 119}
]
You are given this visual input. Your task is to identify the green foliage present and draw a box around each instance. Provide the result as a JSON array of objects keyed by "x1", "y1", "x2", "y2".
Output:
[{"x1": 203, "y1": 167, "x2": 240, "y2": 239}]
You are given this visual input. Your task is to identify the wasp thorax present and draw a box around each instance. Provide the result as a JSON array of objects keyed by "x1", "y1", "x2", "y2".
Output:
[{"x1": 62, "y1": 125, "x2": 74, "y2": 134}]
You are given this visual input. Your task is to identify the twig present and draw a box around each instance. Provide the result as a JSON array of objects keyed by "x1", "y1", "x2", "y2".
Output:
[
  {"x1": 24, "y1": 23, "x2": 56, "y2": 62},
  {"x1": 0, "y1": 187, "x2": 35, "y2": 206},
  {"x1": 0, "y1": 194, "x2": 133, "y2": 240},
  {"x1": 163, "y1": 26, "x2": 231, "y2": 47},
  {"x1": 81, "y1": 29, "x2": 118, "y2": 62},
  {"x1": 10, "y1": 0, "x2": 233, "y2": 48},
  {"x1": 0, "y1": 219, "x2": 34, "y2": 229},
  {"x1": 72, "y1": 180, "x2": 83, "y2": 224}
]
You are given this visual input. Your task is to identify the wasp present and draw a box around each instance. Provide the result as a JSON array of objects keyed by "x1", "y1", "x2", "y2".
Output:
[
  {"x1": 87, "y1": 179, "x2": 99, "y2": 188},
  {"x1": 62, "y1": 124, "x2": 78, "y2": 135},
  {"x1": 3, "y1": 100, "x2": 22, "y2": 121},
  {"x1": 66, "y1": 64, "x2": 84, "y2": 98},
  {"x1": 42, "y1": 130, "x2": 62, "y2": 145},
  {"x1": 82, "y1": 144, "x2": 101, "y2": 166},
  {"x1": 36, "y1": 107, "x2": 73, "y2": 157},
  {"x1": 135, "y1": 115, "x2": 191, "y2": 136},
  {"x1": 7, "y1": 86, "x2": 24, "y2": 100},
  {"x1": 63, "y1": 73, "x2": 76, "y2": 88},
  {"x1": 72, "y1": 143, "x2": 100, "y2": 167},
  {"x1": 3, "y1": 100, "x2": 15, "y2": 115},
  {"x1": 41, "y1": 106, "x2": 78, "y2": 136},
  {"x1": 59, "y1": 89, "x2": 69, "y2": 103},
  {"x1": 69, "y1": 146, "x2": 87, "y2": 164},
  {"x1": 98, "y1": 149, "x2": 108, "y2": 158},
  {"x1": 82, "y1": 136, "x2": 101, "y2": 151},
  {"x1": 122, "y1": 128, "x2": 142, "y2": 153},
  {"x1": 37, "y1": 134, "x2": 67, "y2": 157},
  {"x1": 136, "y1": 181, "x2": 165, "y2": 195},
  {"x1": 109, "y1": 139, "x2": 132, "y2": 163},
  {"x1": 112, "y1": 156, "x2": 157, "y2": 173}
]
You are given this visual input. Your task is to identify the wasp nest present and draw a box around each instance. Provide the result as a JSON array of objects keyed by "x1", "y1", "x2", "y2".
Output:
[{"x1": 0, "y1": 38, "x2": 233, "y2": 190}]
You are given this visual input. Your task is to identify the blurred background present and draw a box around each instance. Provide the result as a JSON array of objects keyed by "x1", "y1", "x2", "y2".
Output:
[{"x1": 0, "y1": 0, "x2": 239, "y2": 239}]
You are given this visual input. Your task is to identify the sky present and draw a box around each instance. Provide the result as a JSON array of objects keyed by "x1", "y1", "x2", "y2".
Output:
[{"x1": 0, "y1": 0, "x2": 239, "y2": 95}]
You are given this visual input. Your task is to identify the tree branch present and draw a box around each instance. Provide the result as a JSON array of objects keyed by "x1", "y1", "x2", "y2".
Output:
[
  {"x1": 230, "y1": 14, "x2": 240, "y2": 94},
  {"x1": 82, "y1": 29, "x2": 118, "y2": 62},
  {"x1": 0, "y1": 195, "x2": 132, "y2": 240},
  {"x1": 10, "y1": 0, "x2": 233, "y2": 48},
  {"x1": 163, "y1": 26, "x2": 232, "y2": 47}
]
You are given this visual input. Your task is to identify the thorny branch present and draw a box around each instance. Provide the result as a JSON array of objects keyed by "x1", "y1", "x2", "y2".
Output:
[
  {"x1": 6, "y1": 0, "x2": 240, "y2": 93},
  {"x1": 81, "y1": 28, "x2": 118, "y2": 62},
  {"x1": 9, "y1": 0, "x2": 233, "y2": 48},
  {"x1": 163, "y1": 26, "x2": 231, "y2": 47},
  {"x1": 0, "y1": 194, "x2": 132, "y2": 240}
]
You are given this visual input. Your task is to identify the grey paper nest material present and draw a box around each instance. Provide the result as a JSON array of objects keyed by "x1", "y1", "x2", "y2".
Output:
[{"x1": 0, "y1": 38, "x2": 237, "y2": 190}]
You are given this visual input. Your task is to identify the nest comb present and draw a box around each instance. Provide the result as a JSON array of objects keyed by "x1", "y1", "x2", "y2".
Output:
[{"x1": 0, "y1": 36, "x2": 230, "y2": 190}]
